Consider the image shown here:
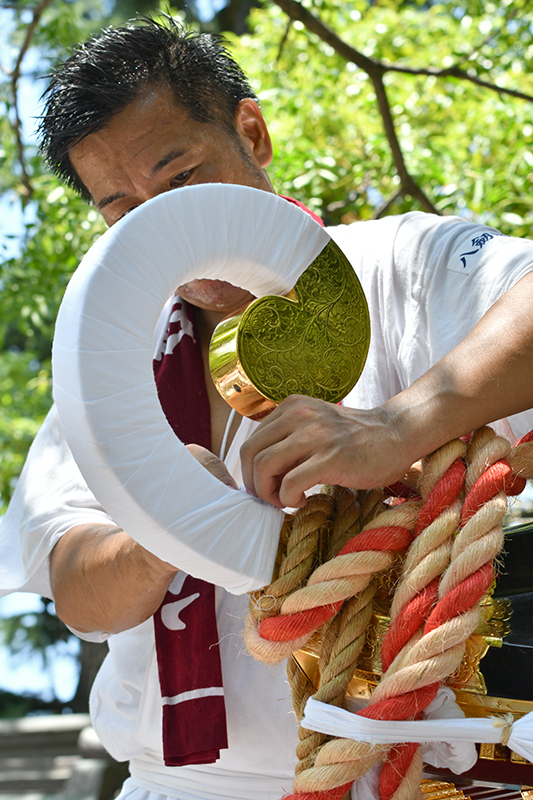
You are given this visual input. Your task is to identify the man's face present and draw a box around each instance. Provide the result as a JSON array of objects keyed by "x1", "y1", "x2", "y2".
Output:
[{"x1": 69, "y1": 85, "x2": 274, "y2": 315}]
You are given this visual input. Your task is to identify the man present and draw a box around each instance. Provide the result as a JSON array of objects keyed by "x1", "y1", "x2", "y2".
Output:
[{"x1": 2, "y1": 14, "x2": 533, "y2": 800}]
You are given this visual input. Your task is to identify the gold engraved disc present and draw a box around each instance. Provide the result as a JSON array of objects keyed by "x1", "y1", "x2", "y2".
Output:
[{"x1": 209, "y1": 239, "x2": 370, "y2": 419}]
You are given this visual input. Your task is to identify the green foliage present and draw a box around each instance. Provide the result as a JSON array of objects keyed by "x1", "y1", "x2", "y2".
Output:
[
  {"x1": 1, "y1": 181, "x2": 106, "y2": 354},
  {"x1": 0, "y1": 688, "x2": 64, "y2": 718},
  {"x1": 0, "y1": 0, "x2": 155, "y2": 523},
  {"x1": 1, "y1": 133, "x2": 106, "y2": 519},
  {"x1": 0, "y1": 598, "x2": 71, "y2": 657},
  {"x1": 228, "y1": 1, "x2": 533, "y2": 230},
  {"x1": 0, "y1": 350, "x2": 51, "y2": 513},
  {"x1": 0, "y1": 595, "x2": 80, "y2": 715}
]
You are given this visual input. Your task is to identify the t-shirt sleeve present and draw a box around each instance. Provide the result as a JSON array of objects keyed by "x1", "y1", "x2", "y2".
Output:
[
  {"x1": 392, "y1": 212, "x2": 533, "y2": 383},
  {"x1": 329, "y1": 212, "x2": 533, "y2": 440},
  {"x1": 0, "y1": 404, "x2": 116, "y2": 600}
]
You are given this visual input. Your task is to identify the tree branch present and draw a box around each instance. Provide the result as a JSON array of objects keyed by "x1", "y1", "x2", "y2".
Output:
[
  {"x1": 273, "y1": 0, "x2": 442, "y2": 213},
  {"x1": 271, "y1": 0, "x2": 533, "y2": 214},
  {"x1": 371, "y1": 72, "x2": 441, "y2": 214},
  {"x1": 383, "y1": 62, "x2": 533, "y2": 103},
  {"x1": 272, "y1": 0, "x2": 381, "y2": 76},
  {"x1": 271, "y1": 0, "x2": 533, "y2": 102},
  {"x1": 372, "y1": 188, "x2": 402, "y2": 220},
  {"x1": 7, "y1": 0, "x2": 55, "y2": 199},
  {"x1": 276, "y1": 18, "x2": 292, "y2": 64}
]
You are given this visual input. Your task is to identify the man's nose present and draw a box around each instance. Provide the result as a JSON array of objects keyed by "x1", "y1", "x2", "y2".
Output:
[{"x1": 137, "y1": 183, "x2": 170, "y2": 203}]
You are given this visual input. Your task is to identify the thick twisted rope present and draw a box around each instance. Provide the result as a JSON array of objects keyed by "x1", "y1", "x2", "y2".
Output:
[
  {"x1": 283, "y1": 487, "x2": 367, "y2": 785},
  {"x1": 251, "y1": 487, "x2": 383, "y2": 800},
  {"x1": 245, "y1": 428, "x2": 533, "y2": 800},
  {"x1": 290, "y1": 440, "x2": 468, "y2": 797},
  {"x1": 382, "y1": 440, "x2": 467, "y2": 670},
  {"x1": 295, "y1": 429, "x2": 533, "y2": 799},
  {"x1": 287, "y1": 488, "x2": 375, "y2": 781},
  {"x1": 246, "y1": 490, "x2": 417, "y2": 665},
  {"x1": 255, "y1": 502, "x2": 417, "y2": 640},
  {"x1": 375, "y1": 428, "x2": 533, "y2": 800},
  {"x1": 246, "y1": 488, "x2": 419, "y2": 799},
  {"x1": 375, "y1": 440, "x2": 467, "y2": 800},
  {"x1": 246, "y1": 492, "x2": 335, "y2": 665}
]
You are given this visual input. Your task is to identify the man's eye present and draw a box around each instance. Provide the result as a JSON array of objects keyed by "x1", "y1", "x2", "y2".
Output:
[
  {"x1": 120, "y1": 206, "x2": 139, "y2": 220},
  {"x1": 170, "y1": 170, "x2": 192, "y2": 187}
]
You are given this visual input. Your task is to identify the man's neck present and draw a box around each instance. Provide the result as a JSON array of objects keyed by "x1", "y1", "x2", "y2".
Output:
[
  {"x1": 195, "y1": 305, "x2": 242, "y2": 458},
  {"x1": 196, "y1": 306, "x2": 230, "y2": 340}
]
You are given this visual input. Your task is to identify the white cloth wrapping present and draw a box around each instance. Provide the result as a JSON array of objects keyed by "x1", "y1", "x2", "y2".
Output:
[
  {"x1": 303, "y1": 694, "x2": 533, "y2": 763},
  {"x1": 52, "y1": 185, "x2": 330, "y2": 593}
]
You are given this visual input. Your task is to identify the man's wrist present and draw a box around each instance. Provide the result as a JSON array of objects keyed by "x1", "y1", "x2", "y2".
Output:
[{"x1": 380, "y1": 386, "x2": 454, "y2": 469}]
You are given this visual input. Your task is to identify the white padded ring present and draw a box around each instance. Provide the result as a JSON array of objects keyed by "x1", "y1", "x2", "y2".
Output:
[{"x1": 52, "y1": 185, "x2": 330, "y2": 592}]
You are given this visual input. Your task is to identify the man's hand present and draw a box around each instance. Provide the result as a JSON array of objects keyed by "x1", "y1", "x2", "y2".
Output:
[
  {"x1": 186, "y1": 444, "x2": 238, "y2": 490},
  {"x1": 240, "y1": 395, "x2": 414, "y2": 509}
]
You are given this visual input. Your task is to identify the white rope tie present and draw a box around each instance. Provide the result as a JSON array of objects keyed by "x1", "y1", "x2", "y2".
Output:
[{"x1": 302, "y1": 697, "x2": 532, "y2": 763}]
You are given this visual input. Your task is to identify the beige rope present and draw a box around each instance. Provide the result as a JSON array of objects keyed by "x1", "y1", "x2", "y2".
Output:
[{"x1": 245, "y1": 493, "x2": 333, "y2": 664}]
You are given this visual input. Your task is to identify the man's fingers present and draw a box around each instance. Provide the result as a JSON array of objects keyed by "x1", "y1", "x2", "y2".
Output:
[
  {"x1": 240, "y1": 428, "x2": 289, "y2": 500},
  {"x1": 186, "y1": 444, "x2": 238, "y2": 490},
  {"x1": 277, "y1": 459, "x2": 324, "y2": 509},
  {"x1": 240, "y1": 395, "x2": 424, "y2": 510},
  {"x1": 241, "y1": 439, "x2": 291, "y2": 508},
  {"x1": 242, "y1": 432, "x2": 316, "y2": 508},
  {"x1": 240, "y1": 395, "x2": 319, "y2": 498}
]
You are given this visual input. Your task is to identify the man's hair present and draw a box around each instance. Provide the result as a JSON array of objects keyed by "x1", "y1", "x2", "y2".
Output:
[{"x1": 38, "y1": 16, "x2": 257, "y2": 200}]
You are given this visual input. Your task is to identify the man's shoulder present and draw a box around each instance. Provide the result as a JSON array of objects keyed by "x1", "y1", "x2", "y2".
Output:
[
  {"x1": 325, "y1": 210, "x2": 447, "y2": 239},
  {"x1": 325, "y1": 210, "x2": 517, "y2": 267},
  {"x1": 325, "y1": 211, "x2": 431, "y2": 271}
]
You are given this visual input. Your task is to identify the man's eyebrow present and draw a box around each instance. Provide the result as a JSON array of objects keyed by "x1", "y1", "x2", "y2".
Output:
[
  {"x1": 96, "y1": 191, "x2": 127, "y2": 210},
  {"x1": 152, "y1": 148, "x2": 188, "y2": 176},
  {"x1": 95, "y1": 150, "x2": 189, "y2": 210}
]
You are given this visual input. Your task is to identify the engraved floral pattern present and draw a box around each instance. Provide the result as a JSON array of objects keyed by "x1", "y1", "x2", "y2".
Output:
[{"x1": 237, "y1": 240, "x2": 371, "y2": 404}]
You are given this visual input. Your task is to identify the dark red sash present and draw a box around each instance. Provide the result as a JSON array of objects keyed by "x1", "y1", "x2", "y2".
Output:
[{"x1": 152, "y1": 197, "x2": 324, "y2": 766}]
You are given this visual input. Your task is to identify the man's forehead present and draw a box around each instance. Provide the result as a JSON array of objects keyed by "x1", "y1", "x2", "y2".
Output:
[
  {"x1": 70, "y1": 88, "x2": 190, "y2": 155},
  {"x1": 68, "y1": 95, "x2": 194, "y2": 184}
]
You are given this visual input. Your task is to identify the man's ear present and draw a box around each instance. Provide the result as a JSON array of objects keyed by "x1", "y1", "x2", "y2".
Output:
[{"x1": 235, "y1": 98, "x2": 273, "y2": 168}]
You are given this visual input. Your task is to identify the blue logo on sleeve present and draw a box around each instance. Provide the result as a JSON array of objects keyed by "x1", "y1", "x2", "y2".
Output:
[{"x1": 459, "y1": 231, "x2": 503, "y2": 270}]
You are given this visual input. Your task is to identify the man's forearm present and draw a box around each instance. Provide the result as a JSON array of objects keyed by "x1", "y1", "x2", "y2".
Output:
[
  {"x1": 50, "y1": 524, "x2": 178, "y2": 634},
  {"x1": 386, "y1": 270, "x2": 533, "y2": 458}
]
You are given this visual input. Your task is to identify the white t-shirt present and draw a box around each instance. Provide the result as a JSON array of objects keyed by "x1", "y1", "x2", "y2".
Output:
[{"x1": 1, "y1": 211, "x2": 533, "y2": 800}]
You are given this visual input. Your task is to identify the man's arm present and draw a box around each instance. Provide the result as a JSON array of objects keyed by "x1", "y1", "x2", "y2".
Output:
[
  {"x1": 50, "y1": 444, "x2": 238, "y2": 634},
  {"x1": 50, "y1": 524, "x2": 178, "y2": 634},
  {"x1": 241, "y1": 271, "x2": 533, "y2": 509}
]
